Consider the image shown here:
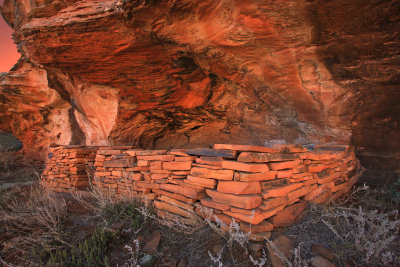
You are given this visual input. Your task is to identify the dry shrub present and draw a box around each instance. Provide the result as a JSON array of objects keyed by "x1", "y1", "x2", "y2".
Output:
[
  {"x1": 284, "y1": 184, "x2": 400, "y2": 266},
  {"x1": 78, "y1": 173, "x2": 264, "y2": 266},
  {"x1": 0, "y1": 151, "x2": 42, "y2": 183},
  {"x1": 318, "y1": 184, "x2": 400, "y2": 266},
  {"x1": 321, "y1": 206, "x2": 399, "y2": 265},
  {"x1": 70, "y1": 171, "x2": 149, "y2": 229},
  {"x1": 0, "y1": 185, "x2": 68, "y2": 264},
  {"x1": 135, "y1": 203, "x2": 212, "y2": 265}
]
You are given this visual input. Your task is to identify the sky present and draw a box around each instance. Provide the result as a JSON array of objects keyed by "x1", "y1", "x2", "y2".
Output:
[{"x1": 0, "y1": 0, "x2": 20, "y2": 73}]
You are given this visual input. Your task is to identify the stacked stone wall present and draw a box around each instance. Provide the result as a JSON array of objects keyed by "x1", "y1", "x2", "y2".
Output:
[
  {"x1": 42, "y1": 146, "x2": 97, "y2": 191},
  {"x1": 42, "y1": 144, "x2": 360, "y2": 240}
]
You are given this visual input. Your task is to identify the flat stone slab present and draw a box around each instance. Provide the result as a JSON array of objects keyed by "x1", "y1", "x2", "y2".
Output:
[{"x1": 185, "y1": 148, "x2": 237, "y2": 159}]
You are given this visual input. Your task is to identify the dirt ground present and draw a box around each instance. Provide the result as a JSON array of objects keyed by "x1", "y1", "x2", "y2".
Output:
[{"x1": 0, "y1": 153, "x2": 399, "y2": 266}]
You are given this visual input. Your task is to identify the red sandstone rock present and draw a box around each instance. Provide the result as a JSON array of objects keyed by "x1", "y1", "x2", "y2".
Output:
[
  {"x1": 152, "y1": 189, "x2": 196, "y2": 203},
  {"x1": 137, "y1": 150, "x2": 168, "y2": 156},
  {"x1": 221, "y1": 161, "x2": 269, "y2": 172},
  {"x1": 260, "y1": 185, "x2": 316, "y2": 210},
  {"x1": 309, "y1": 189, "x2": 333, "y2": 204},
  {"x1": 185, "y1": 148, "x2": 237, "y2": 159},
  {"x1": 43, "y1": 145, "x2": 361, "y2": 233},
  {"x1": 260, "y1": 197, "x2": 289, "y2": 211},
  {"x1": 174, "y1": 156, "x2": 195, "y2": 162},
  {"x1": 268, "y1": 160, "x2": 301, "y2": 171},
  {"x1": 311, "y1": 256, "x2": 336, "y2": 267},
  {"x1": 302, "y1": 183, "x2": 333, "y2": 201},
  {"x1": 217, "y1": 181, "x2": 261, "y2": 195},
  {"x1": 190, "y1": 167, "x2": 234, "y2": 180},
  {"x1": 237, "y1": 152, "x2": 298, "y2": 163},
  {"x1": 128, "y1": 167, "x2": 150, "y2": 171},
  {"x1": 276, "y1": 170, "x2": 294, "y2": 178},
  {"x1": 97, "y1": 150, "x2": 122, "y2": 155},
  {"x1": 192, "y1": 163, "x2": 222, "y2": 170},
  {"x1": 235, "y1": 171, "x2": 277, "y2": 182},
  {"x1": 153, "y1": 179, "x2": 169, "y2": 184},
  {"x1": 214, "y1": 144, "x2": 279, "y2": 153},
  {"x1": 71, "y1": 181, "x2": 89, "y2": 187},
  {"x1": 290, "y1": 184, "x2": 317, "y2": 197},
  {"x1": 151, "y1": 173, "x2": 170, "y2": 180},
  {"x1": 200, "y1": 197, "x2": 230, "y2": 211},
  {"x1": 163, "y1": 161, "x2": 192, "y2": 170},
  {"x1": 262, "y1": 183, "x2": 304, "y2": 198},
  {"x1": 172, "y1": 171, "x2": 190, "y2": 175},
  {"x1": 149, "y1": 161, "x2": 163, "y2": 170},
  {"x1": 1, "y1": 0, "x2": 398, "y2": 177},
  {"x1": 206, "y1": 189, "x2": 262, "y2": 209},
  {"x1": 134, "y1": 182, "x2": 160, "y2": 190},
  {"x1": 160, "y1": 184, "x2": 205, "y2": 200},
  {"x1": 249, "y1": 232, "x2": 272, "y2": 242},
  {"x1": 240, "y1": 220, "x2": 274, "y2": 234},
  {"x1": 261, "y1": 179, "x2": 289, "y2": 190},
  {"x1": 154, "y1": 201, "x2": 197, "y2": 220},
  {"x1": 185, "y1": 175, "x2": 216, "y2": 188},
  {"x1": 137, "y1": 160, "x2": 150, "y2": 167},
  {"x1": 224, "y1": 206, "x2": 284, "y2": 224},
  {"x1": 157, "y1": 210, "x2": 198, "y2": 226},
  {"x1": 317, "y1": 172, "x2": 343, "y2": 184},
  {"x1": 230, "y1": 207, "x2": 256, "y2": 215},
  {"x1": 111, "y1": 170, "x2": 122, "y2": 176},
  {"x1": 143, "y1": 230, "x2": 161, "y2": 254},
  {"x1": 303, "y1": 179, "x2": 318, "y2": 186},
  {"x1": 95, "y1": 171, "x2": 111, "y2": 177},
  {"x1": 279, "y1": 146, "x2": 308, "y2": 153},
  {"x1": 306, "y1": 151, "x2": 345, "y2": 161},
  {"x1": 103, "y1": 158, "x2": 136, "y2": 168},
  {"x1": 123, "y1": 150, "x2": 141, "y2": 157},
  {"x1": 195, "y1": 204, "x2": 235, "y2": 226},
  {"x1": 307, "y1": 163, "x2": 332, "y2": 173},
  {"x1": 137, "y1": 155, "x2": 175, "y2": 161},
  {"x1": 269, "y1": 201, "x2": 307, "y2": 227},
  {"x1": 267, "y1": 235, "x2": 295, "y2": 267},
  {"x1": 195, "y1": 156, "x2": 223, "y2": 166},
  {"x1": 331, "y1": 181, "x2": 350, "y2": 193},
  {"x1": 158, "y1": 195, "x2": 194, "y2": 211}
]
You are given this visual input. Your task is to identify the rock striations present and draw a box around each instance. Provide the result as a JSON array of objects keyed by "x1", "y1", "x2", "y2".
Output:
[{"x1": 0, "y1": 0, "x2": 399, "y2": 176}]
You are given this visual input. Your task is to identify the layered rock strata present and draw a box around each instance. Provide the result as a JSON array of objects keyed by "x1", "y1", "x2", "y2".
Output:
[
  {"x1": 1, "y1": 0, "x2": 399, "y2": 178},
  {"x1": 42, "y1": 143, "x2": 360, "y2": 239}
]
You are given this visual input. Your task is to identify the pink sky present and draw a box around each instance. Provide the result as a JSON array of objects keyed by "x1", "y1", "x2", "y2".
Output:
[{"x1": 0, "y1": 0, "x2": 20, "y2": 72}]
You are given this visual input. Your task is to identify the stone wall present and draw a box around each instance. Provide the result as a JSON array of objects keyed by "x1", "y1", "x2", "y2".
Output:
[
  {"x1": 42, "y1": 144, "x2": 360, "y2": 240},
  {"x1": 42, "y1": 146, "x2": 98, "y2": 190}
]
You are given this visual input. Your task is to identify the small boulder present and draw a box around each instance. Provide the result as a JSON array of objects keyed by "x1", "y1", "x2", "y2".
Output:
[
  {"x1": 311, "y1": 256, "x2": 336, "y2": 267},
  {"x1": 266, "y1": 235, "x2": 294, "y2": 267},
  {"x1": 143, "y1": 230, "x2": 161, "y2": 254},
  {"x1": 269, "y1": 201, "x2": 307, "y2": 227},
  {"x1": 211, "y1": 243, "x2": 224, "y2": 255},
  {"x1": 139, "y1": 254, "x2": 156, "y2": 266},
  {"x1": 311, "y1": 244, "x2": 336, "y2": 261}
]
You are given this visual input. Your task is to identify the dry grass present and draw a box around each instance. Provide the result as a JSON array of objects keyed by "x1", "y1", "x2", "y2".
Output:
[
  {"x1": 284, "y1": 184, "x2": 400, "y2": 266},
  {"x1": 1, "y1": 157, "x2": 399, "y2": 267},
  {"x1": 0, "y1": 152, "x2": 43, "y2": 184},
  {"x1": 0, "y1": 185, "x2": 68, "y2": 264}
]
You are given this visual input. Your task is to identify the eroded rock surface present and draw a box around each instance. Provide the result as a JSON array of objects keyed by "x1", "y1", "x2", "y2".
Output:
[{"x1": 0, "y1": 0, "x2": 399, "y2": 174}]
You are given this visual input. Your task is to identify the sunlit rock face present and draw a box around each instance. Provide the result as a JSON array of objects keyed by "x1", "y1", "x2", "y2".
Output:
[{"x1": 0, "y1": 0, "x2": 399, "y2": 175}]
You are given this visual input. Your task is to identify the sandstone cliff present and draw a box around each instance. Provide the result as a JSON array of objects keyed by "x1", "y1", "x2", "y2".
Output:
[{"x1": 0, "y1": 0, "x2": 399, "y2": 177}]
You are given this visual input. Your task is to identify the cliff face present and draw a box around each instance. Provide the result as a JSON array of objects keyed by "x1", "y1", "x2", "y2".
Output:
[{"x1": 0, "y1": 0, "x2": 399, "y2": 176}]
